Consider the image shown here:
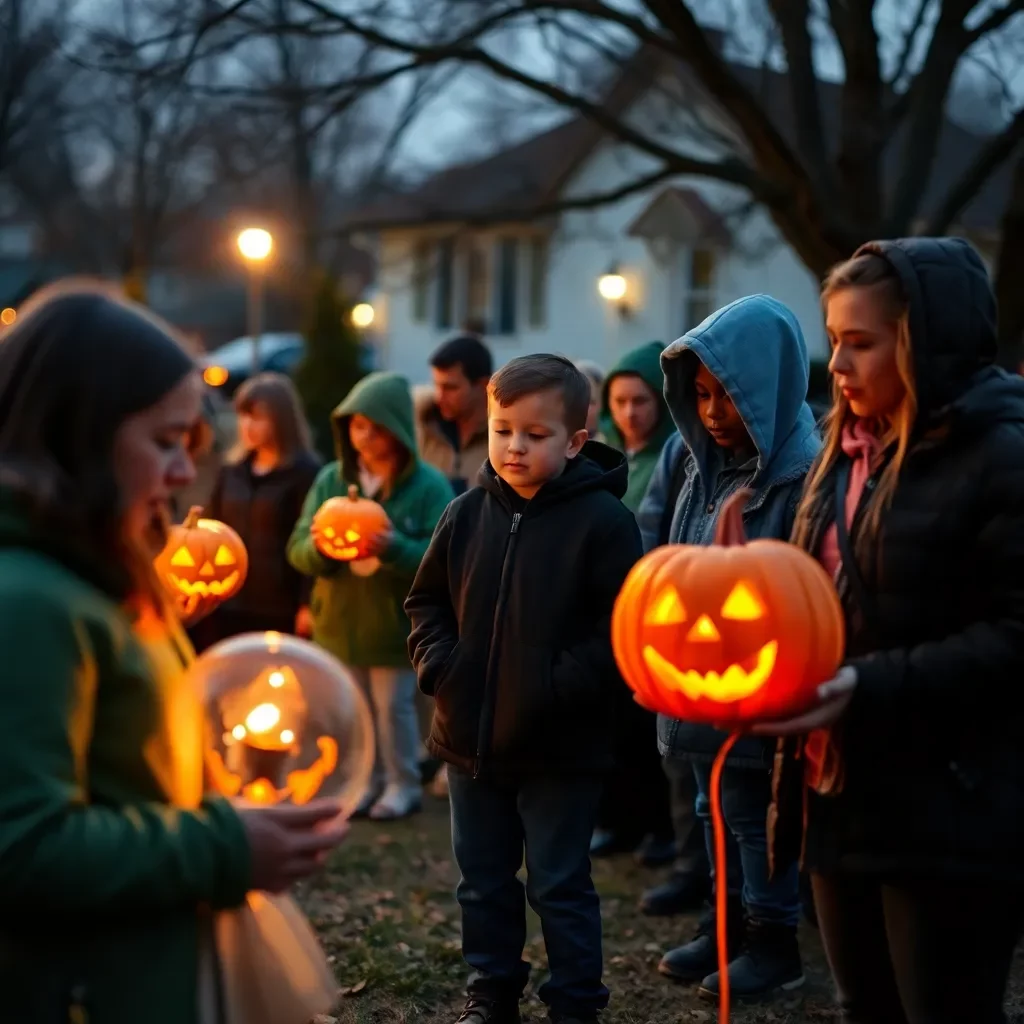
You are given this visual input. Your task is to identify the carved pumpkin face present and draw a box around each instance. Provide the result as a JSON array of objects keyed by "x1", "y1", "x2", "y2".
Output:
[
  {"x1": 613, "y1": 490, "x2": 844, "y2": 725},
  {"x1": 313, "y1": 485, "x2": 390, "y2": 562},
  {"x1": 154, "y1": 507, "x2": 248, "y2": 621}
]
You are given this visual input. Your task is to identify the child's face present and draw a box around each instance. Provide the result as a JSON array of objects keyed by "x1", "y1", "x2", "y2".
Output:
[
  {"x1": 488, "y1": 390, "x2": 587, "y2": 499},
  {"x1": 694, "y1": 363, "x2": 750, "y2": 451},
  {"x1": 238, "y1": 401, "x2": 274, "y2": 452},
  {"x1": 349, "y1": 413, "x2": 399, "y2": 465}
]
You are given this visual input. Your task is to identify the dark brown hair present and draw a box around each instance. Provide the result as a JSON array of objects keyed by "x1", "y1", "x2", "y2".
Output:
[
  {"x1": 488, "y1": 354, "x2": 591, "y2": 432},
  {"x1": 0, "y1": 277, "x2": 196, "y2": 599},
  {"x1": 232, "y1": 372, "x2": 314, "y2": 464}
]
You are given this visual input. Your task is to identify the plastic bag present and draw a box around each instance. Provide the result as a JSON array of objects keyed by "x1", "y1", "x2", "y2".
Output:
[{"x1": 216, "y1": 891, "x2": 337, "y2": 1024}]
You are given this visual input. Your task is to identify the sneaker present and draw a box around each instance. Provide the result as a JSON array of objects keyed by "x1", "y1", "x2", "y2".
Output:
[
  {"x1": 369, "y1": 783, "x2": 423, "y2": 820},
  {"x1": 431, "y1": 764, "x2": 450, "y2": 798},
  {"x1": 640, "y1": 871, "x2": 710, "y2": 917},
  {"x1": 697, "y1": 919, "x2": 804, "y2": 1002},
  {"x1": 351, "y1": 784, "x2": 383, "y2": 819},
  {"x1": 454, "y1": 997, "x2": 521, "y2": 1024},
  {"x1": 657, "y1": 899, "x2": 745, "y2": 983}
]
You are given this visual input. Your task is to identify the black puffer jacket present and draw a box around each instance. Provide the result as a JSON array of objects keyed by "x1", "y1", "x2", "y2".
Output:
[
  {"x1": 771, "y1": 237, "x2": 1024, "y2": 883},
  {"x1": 405, "y1": 442, "x2": 643, "y2": 777},
  {"x1": 207, "y1": 452, "x2": 322, "y2": 621}
]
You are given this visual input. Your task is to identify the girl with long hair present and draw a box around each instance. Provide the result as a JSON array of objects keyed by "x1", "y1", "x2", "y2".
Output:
[
  {"x1": 761, "y1": 239, "x2": 1024, "y2": 1023},
  {"x1": 191, "y1": 373, "x2": 321, "y2": 649},
  {"x1": 0, "y1": 281, "x2": 346, "y2": 1023}
]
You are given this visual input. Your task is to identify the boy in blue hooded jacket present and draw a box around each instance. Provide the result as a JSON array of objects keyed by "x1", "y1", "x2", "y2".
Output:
[{"x1": 642, "y1": 295, "x2": 820, "y2": 1002}]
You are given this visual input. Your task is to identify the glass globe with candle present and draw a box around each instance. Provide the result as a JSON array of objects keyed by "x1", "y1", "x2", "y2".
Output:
[{"x1": 192, "y1": 632, "x2": 374, "y2": 817}]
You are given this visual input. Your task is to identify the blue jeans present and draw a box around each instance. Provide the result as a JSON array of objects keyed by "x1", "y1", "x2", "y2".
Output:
[
  {"x1": 692, "y1": 761, "x2": 800, "y2": 927},
  {"x1": 448, "y1": 770, "x2": 609, "y2": 1015}
]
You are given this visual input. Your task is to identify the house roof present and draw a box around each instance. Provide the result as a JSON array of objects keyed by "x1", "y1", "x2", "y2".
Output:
[
  {"x1": 342, "y1": 44, "x2": 1013, "y2": 235},
  {"x1": 626, "y1": 186, "x2": 731, "y2": 246}
]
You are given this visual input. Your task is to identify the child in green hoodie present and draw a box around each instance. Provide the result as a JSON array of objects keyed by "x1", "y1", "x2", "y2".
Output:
[{"x1": 288, "y1": 371, "x2": 453, "y2": 820}]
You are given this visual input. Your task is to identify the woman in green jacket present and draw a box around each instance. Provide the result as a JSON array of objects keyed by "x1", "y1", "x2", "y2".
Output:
[
  {"x1": 288, "y1": 371, "x2": 453, "y2": 821},
  {"x1": 0, "y1": 280, "x2": 347, "y2": 1024}
]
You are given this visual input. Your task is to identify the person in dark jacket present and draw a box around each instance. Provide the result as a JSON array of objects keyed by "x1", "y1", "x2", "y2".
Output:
[
  {"x1": 643, "y1": 296, "x2": 817, "y2": 1001},
  {"x1": 406, "y1": 355, "x2": 642, "y2": 1024},
  {"x1": 761, "y1": 237, "x2": 1024, "y2": 1024},
  {"x1": 189, "y1": 373, "x2": 321, "y2": 650}
]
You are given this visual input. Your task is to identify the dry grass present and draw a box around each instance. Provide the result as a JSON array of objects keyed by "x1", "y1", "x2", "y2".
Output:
[{"x1": 297, "y1": 796, "x2": 1024, "y2": 1024}]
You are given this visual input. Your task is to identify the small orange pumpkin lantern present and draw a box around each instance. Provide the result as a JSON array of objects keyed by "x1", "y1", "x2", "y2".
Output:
[
  {"x1": 312, "y1": 485, "x2": 389, "y2": 562},
  {"x1": 612, "y1": 488, "x2": 844, "y2": 726},
  {"x1": 154, "y1": 506, "x2": 248, "y2": 622}
]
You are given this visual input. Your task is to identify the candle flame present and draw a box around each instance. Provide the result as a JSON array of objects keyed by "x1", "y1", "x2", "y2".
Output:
[{"x1": 245, "y1": 702, "x2": 281, "y2": 734}]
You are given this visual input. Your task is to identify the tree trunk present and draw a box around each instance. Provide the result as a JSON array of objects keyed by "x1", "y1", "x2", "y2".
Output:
[{"x1": 994, "y1": 154, "x2": 1024, "y2": 370}]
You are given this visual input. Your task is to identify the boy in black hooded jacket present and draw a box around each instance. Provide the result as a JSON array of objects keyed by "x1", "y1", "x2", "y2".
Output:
[{"x1": 406, "y1": 355, "x2": 642, "y2": 1024}]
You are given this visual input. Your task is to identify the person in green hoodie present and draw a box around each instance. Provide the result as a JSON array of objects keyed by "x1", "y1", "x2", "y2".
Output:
[
  {"x1": 600, "y1": 340, "x2": 677, "y2": 513},
  {"x1": 0, "y1": 279, "x2": 347, "y2": 1024},
  {"x1": 288, "y1": 371, "x2": 453, "y2": 821},
  {"x1": 592, "y1": 340, "x2": 677, "y2": 865}
]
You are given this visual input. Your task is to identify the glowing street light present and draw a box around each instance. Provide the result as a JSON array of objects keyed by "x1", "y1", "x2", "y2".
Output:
[
  {"x1": 237, "y1": 228, "x2": 273, "y2": 375},
  {"x1": 597, "y1": 271, "x2": 627, "y2": 302},
  {"x1": 351, "y1": 302, "x2": 375, "y2": 329}
]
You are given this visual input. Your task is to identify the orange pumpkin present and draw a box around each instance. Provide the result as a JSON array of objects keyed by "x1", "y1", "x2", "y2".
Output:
[
  {"x1": 312, "y1": 485, "x2": 390, "y2": 562},
  {"x1": 154, "y1": 506, "x2": 248, "y2": 621},
  {"x1": 612, "y1": 488, "x2": 844, "y2": 725}
]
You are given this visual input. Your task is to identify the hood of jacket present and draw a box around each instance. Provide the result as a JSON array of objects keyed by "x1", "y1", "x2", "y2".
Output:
[
  {"x1": 478, "y1": 439, "x2": 629, "y2": 509},
  {"x1": 661, "y1": 294, "x2": 820, "y2": 489},
  {"x1": 601, "y1": 340, "x2": 675, "y2": 454},
  {"x1": 330, "y1": 371, "x2": 418, "y2": 483},
  {"x1": 855, "y1": 237, "x2": 1002, "y2": 419}
]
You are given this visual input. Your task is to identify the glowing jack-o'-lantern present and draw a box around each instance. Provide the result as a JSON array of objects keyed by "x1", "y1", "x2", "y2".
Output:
[
  {"x1": 193, "y1": 632, "x2": 374, "y2": 814},
  {"x1": 154, "y1": 506, "x2": 248, "y2": 622},
  {"x1": 612, "y1": 488, "x2": 844, "y2": 726},
  {"x1": 312, "y1": 485, "x2": 389, "y2": 562}
]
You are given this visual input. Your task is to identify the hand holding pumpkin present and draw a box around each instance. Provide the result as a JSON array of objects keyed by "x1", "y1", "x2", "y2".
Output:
[
  {"x1": 360, "y1": 525, "x2": 394, "y2": 558},
  {"x1": 750, "y1": 666, "x2": 858, "y2": 735}
]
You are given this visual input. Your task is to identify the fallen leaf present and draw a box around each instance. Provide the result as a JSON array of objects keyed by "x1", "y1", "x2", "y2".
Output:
[
  {"x1": 339, "y1": 979, "x2": 368, "y2": 997},
  {"x1": 643, "y1": 942, "x2": 660, "y2": 952}
]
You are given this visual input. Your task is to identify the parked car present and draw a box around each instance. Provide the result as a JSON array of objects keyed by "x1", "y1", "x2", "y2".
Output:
[{"x1": 200, "y1": 332, "x2": 305, "y2": 396}]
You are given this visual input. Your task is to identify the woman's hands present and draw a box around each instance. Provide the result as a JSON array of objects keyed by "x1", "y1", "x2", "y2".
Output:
[
  {"x1": 238, "y1": 800, "x2": 349, "y2": 893},
  {"x1": 750, "y1": 666, "x2": 858, "y2": 736}
]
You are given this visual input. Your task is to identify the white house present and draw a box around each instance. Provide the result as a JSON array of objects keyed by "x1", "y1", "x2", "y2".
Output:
[{"x1": 345, "y1": 46, "x2": 1008, "y2": 385}]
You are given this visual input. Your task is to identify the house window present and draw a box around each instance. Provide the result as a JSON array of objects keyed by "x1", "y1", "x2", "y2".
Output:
[
  {"x1": 527, "y1": 237, "x2": 548, "y2": 328},
  {"x1": 494, "y1": 237, "x2": 519, "y2": 335},
  {"x1": 412, "y1": 240, "x2": 431, "y2": 323},
  {"x1": 434, "y1": 238, "x2": 454, "y2": 330},
  {"x1": 685, "y1": 247, "x2": 717, "y2": 328},
  {"x1": 463, "y1": 238, "x2": 491, "y2": 328}
]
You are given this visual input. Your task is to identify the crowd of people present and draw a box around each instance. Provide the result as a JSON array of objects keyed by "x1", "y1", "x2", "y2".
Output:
[{"x1": 0, "y1": 234, "x2": 1023, "y2": 1024}]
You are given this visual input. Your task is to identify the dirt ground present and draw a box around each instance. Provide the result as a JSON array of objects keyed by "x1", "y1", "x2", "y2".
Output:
[{"x1": 299, "y1": 797, "x2": 1024, "y2": 1024}]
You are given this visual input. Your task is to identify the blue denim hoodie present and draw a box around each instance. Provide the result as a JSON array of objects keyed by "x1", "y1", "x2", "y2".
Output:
[{"x1": 640, "y1": 295, "x2": 821, "y2": 768}]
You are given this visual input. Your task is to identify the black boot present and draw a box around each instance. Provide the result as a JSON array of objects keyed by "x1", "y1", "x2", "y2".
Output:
[
  {"x1": 589, "y1": 829, "x2": 640, "y2": 858},
  {"x1": 697, "y1": 919, "x2": 804, "y2": 1001},
  {"x1": 657, "y1": 898, "x2": 745, "y2": 983},
  {"x1": 455, "y1": 997, "x2": 522, "y2": 1024},
  {"x1": 634, "y1": 834, "x2": 677, "y2": 868},
  {"x1": 640, "y1": 870, "x2": 710, "y2": 916}
]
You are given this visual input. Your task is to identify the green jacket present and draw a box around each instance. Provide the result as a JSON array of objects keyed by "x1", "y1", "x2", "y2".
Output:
[
  {"x1": 287, "y1": 371, "x2": 454, "y2": 667},
  {"x1": 601, "y1": 340, "x2": 676, "y2": 513},
  {"x1": 0, "y1": 498, "x2": 251, "y2": 1024}
]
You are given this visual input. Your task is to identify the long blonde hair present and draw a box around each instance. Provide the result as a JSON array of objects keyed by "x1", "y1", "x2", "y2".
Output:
[
  {"x1": 792, "y1": 253, "x2": 919, "y2": 550},
  {"x1": 230, "y1": 373, "x2": 314, "y2": 465}
]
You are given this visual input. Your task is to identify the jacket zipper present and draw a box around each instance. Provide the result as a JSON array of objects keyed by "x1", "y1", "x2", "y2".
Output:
[{"x1": 473, "y1": 510, "x2": 522, "y2": 778}]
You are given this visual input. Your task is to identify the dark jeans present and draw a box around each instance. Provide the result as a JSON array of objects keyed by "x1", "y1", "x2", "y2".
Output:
[
  {"x1": 813, "y1": 872, "x2": 1024, "y2": 1024},
  {"x1": 664, "y1": 756, "x2": 709, "y2": 876},
  {"x1": 693, "y1": 761, "x2": 800, "y2": 926},
  {"x1": 448, "y1": 769, "x2": 609, "y2": 1015},
  {"x1": 597, "y1": 694, "x2": 672, "y2": 843}
]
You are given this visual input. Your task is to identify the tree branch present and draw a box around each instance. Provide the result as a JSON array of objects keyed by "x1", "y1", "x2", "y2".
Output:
[
  {"x1": 332, "y1": 165, "x2": 680, "y2": 234},
  {"x1": 924, "y1": 107, "x2": 1024, "y2": 234},
  {"x1": 965, "y1": 0, "x2": 1024, "y2": 46}
]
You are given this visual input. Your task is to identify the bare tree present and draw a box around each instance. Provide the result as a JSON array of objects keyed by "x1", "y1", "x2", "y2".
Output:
[
  {"x1": 0, "y1": 0, "x2": 76, "y2": 175},
  {"x1": 274, "y1": 0, "x2": 1024, "y2": 343}
]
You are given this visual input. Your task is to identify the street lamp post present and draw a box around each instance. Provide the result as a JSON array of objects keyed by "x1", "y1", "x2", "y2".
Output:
[{"x1": 237, "y1": 227, "x2": 273, "y2": 376}]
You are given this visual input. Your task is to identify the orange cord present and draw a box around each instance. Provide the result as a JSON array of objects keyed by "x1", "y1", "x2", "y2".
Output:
[{"x1": 710, "y1": 730, "x2": 743, "y2": 1024}]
